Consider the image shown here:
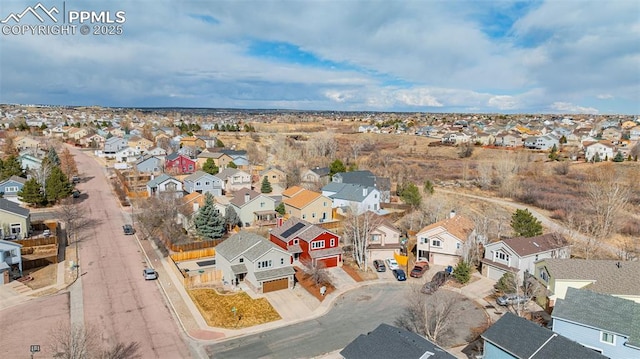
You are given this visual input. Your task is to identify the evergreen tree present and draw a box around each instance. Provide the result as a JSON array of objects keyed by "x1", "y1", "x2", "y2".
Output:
[
  {"x1": 228, "y1": 161, "x2": 237, "y2": 169},
  {"x1": 215, "y1": 138, "x2": 225, "y2": 147},
  {"x1": 18, "y1": 178, "x2": 45, "y2": 206},
  {"x1": 194, "y1": 193, "x2": 226, "y2": 240},
  {"x1": 0, "y1": 155, "x2": 24, "y2": 180},
  {"x1": 494, "y1": 272, "x2": 517, "y2": 294},
  {"x1": 45, "y1": 166, "x2": 73, "y2": 203},
  {"x1": 202, "y1": 158, "x2": 219, "y2": 175},
  {"x1": 559, "y1": 135, "x2": 567, "y2": 144},
  {"x1": 548, "y1": 144, "x2": 558, "y2": 161},
  {"x1": 275, "y1": 202, "x2": 285, "y2": 216},
  {"x1": 329, "y1": 159, "x2": 346, "y2": 177},
  {"x1": 224, "y1": 206, "x2": 241, "y2": 230},
  {"x1": 423, "y1": 179, "x2": 435, "y2": 195},
  {"x1": 399, "y1": 182, "x2": 422, "y2": 208},
  {"x1": 511, "y1": 209, "x2": 543, "y2": 237},
  {"x1": 453, "y1": 260, "x2": 471, "y2": 284},
  {"x1": 593, "y1": 152, "x2": 601, "y2": 162},
  {"x1": 214, "y1": 124, "x2": 220, "y2": 131},
  {"x1": 260, "y1": 176, "x2": 273, "y2": 193},
  {"x1": 613, "y1": 151, "x2": 624, "y2": 162}
]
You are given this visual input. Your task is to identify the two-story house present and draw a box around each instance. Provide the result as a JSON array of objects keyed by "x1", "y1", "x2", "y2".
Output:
[
  {"x1": 114, "y1": 147, "x2": 142, "y2": 163},
  {"x1": 127, "y1": 136, "x2": 154, "y2": 152},
  {"x1": 259, "y1": 167, "x2": 287, "y2": 188},
  {"x1": 145, "y1": 174, "x2": 183, "y2": 198},
  {"x1": 228, "y1": 189, "x2": 277, "y2": 227},
  {"x1": 0, "y1": 239, "x2": 23, "y2": 284},
  {"x1": 164, "y1": 153, "x2": 196, "y2": 175},
  {"x1": 366, "y1": 215, "x2": 402, "y2": 265},
  {"x1": 481, "y1": 233, "x2": 570, "y2": 281},
  {"x1": 552, "y1": 288, "x2": 640, "y2": 358},
  {"x1": 215, "y1": 231, "x2": 294, "y2": 293},
  {"x1": 482, "y1": 312, "x2": 605, "y2": 359},
  {"x1": 300, "y1": 166, "x2": 330, "y2": 188},
  {"x1": 183, "y1": 171, "x2": 224, "y2": 196},
  {"x1": 269, "y1": 217, "x2": 342, "y2": 267},
  {"x1": 0, "y1": 199, "x2": 30, "y2": 240},
  {"x1": 198, "y1": 150, "x2": 234, "y2": 169},
  {"x1": 103, "y1": 136, "x2": 128, "y2": 155},
  {"x1": 415, "y1": 211, "x2": 475, "y2": 266},
  {"x1": 583, "y1": 141, "x2": 616, "y2": 161},
  {"x1": 217, "y1": 168, "x2": 252, "y2": 193},
  {"x1": 0, "y1": 176, "x2": 27, "y2": 204},
  {"x1": 321, "y1": 182, "x2": 381, "y2": 215},
  {"x1": 281, "y1": 186, "x2": 332, "y2": 224},
  {"x1": 135, "y1": 155, "x2": 163, "y2": 174},
  {"x1": 331, "y1": 170, "x2": 391, "y2": 203},
  {"x1": 534, "y1": 259, "x2": 640, "y2": 306}
]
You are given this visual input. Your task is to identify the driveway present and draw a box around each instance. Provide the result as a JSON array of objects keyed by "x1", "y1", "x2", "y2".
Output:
[
  {"x1": 327, "y1": 266, "x2": 357, "y2": 290},
  {"x1": 264, "y1": 286, "x2": 320, "y2": 322}
]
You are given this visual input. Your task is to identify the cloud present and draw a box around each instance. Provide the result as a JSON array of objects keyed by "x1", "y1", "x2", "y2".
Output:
[{"x1": 550, "y1": 102, "x2": 599, "y2": 115}]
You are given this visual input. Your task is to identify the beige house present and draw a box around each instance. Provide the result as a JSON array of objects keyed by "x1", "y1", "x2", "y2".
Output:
[
  {"x1": 282, "y1": 186, "x2": 332, "y2": 224},
  {"x1": 128, "y1": 136, "x2": 154, "y2": 152},
  {"x1": 67, "y1": 127, "x2": 90, "y2": 141},
  {"x1": 0, "y1": 199, "x2": 30, "y2": 240},
  {"x1": 367, "y1": 216, "x2": 402, "y2": 264},
  {"x1": 534, "y1": 259, "x2": 640, "y2": 306},
  {"x1": 260, "y1": 167, "x2": 287, "y2": 188},
  {"x1": 14, "y1": 136, "x2": 41, "y2": 151},
  {"x1": 415, "y1": 211, "x2": 475, "y2": 266},
  {"x1": 228, "y1": 189, "x2": 277, "y2": 227},
  {"x1": 197, "y1": 150, "x2": 234, "y2": 169}
]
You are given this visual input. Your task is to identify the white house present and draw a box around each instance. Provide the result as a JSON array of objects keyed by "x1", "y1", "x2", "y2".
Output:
[
  {"x1": 415, "y1": 211, "x2": 476, "y2": 266},
  {"x1": 321, "y1": 182, "x2": 381, "y2": 215},
  {"x1": 583, "y1": 141, "x2": 616, "y2": 161},
  {"x1": 145, "y1": 174, "x2": 183, "y2": 197},
  {"x1": 0, "y1": 239, "x2": 22, "y2": 284}
]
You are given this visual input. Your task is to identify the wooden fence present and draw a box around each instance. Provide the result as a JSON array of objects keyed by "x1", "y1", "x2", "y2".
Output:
[
  {"x1": 15, "y1": 237, "x2": 58, "y2": 247},
  {"x1": 168, "y1": 255, "x2": 222, "y2": 289},
  {"x1": 170, "y1": 248, "x2": 216, "y2": 262},
  {"x1": 167, "y1": 240, "x2": 221, "y2": 253}
]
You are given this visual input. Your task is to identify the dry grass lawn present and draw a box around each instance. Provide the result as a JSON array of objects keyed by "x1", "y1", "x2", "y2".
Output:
[
  {"x1": 188, "y1": 289, "x2": 281, "y2": 328},
  {"x1": 24, "y1": 264, "x2": 57, "y2": 290}
]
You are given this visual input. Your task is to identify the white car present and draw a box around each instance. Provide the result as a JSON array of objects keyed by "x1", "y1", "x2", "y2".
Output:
[
  {"x1": 385, "y1": 258, "x2": 400, "y2": 270},
  {"x1": 143, "y1": 268, "x2": 158, "y2": 280}
]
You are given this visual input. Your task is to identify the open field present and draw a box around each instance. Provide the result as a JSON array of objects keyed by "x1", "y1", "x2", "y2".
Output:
[{"x1": 188, "y1": 288, "x2": 281, "y2": 328}]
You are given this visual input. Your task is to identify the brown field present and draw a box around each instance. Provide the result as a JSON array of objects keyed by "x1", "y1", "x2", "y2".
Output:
[{"x1": 188, "y1": 288, "x2": 281, "y2": 328}]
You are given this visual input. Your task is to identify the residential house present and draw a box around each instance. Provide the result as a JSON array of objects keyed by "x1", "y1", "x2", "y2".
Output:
[
  {"x1": 481, "y1": 233, "x2": 570, "y2": 281},
  {"x1": 482, "y1": 312, "x2": 605, "y2": 359},
  {"x1": 331, "y1": 170, "x2": 391, "y2": 203},
  {"x1": 183, "y1": 171, "x2": 224, "y2": 196},
  {"x1": 14, "y1": 136, "x2": 41, "y2": 151},
  {"x1": 146, "y1": 147, "x2": 167, "y2": 157},
  {"x1": 415, "y1": 211, "x2": 475, "y2": 266},
  {"x1": 127, "y1": 136, "x2": 154, "y2": 152},
  {"x1": 218, "y1": 149, "x2": 249, "y2": 168},
  {"x1": 18, "y1": 152, "x2": 42, "y2": 172},
  {"x1": 629, "y1": 125, "x2": 640, "y2": 141},
  {"x1": 270, "y1": 217, "x2": 342, "y2": 267},
  {"x1": 216, "y1": 168, "x2": 252, "y2": 193},
  {"x1": 0, "y1": 239, "x2": 23, "y2": 284},
  {"x1": 583, "y1": 141, "x2": 616, "y2": 161},
  {"x1": 321, "y1": 182, "x2": 381, "y2": 215},
  {"x1": 524, "y1": 134, "x2": 559, "y2": 150},
  {"x1": 534, "y1": 259, "x2": 640, "y2": 305},
  {"x1": 67, "y1": 127, "x2": 90, "y2": 141},
  {"x1": 164, "y1": 153, "x2": 196, "y2": 175},
  {"x1": 367, "y1": 216, "x2": 402, "y2": 264},
  {"x1": 601, "y1": 127, "x2": 622, "y2": 143},
  {"x1": 281, "y1": 186, "x2": 332, "y2": 224},
  {"x1": 357, "y1": 125, "x2": 378, "y2": 133},
  {"x1": 475, "y1": 132, "x2": 495, "y2": 145},
  {"x1": 197, "y1": 135, "x2": 217, "y2": 149},
  {"x1": 340, "y1": 323, "x2": 456, "y2": 359},
  {"x1": 145, "y1": 174, "x2": 183, "y2": 198},
  {"x1": 198, "y1": 149, "x2": 234, "y2": 169},
  {"x1": 215, "y1": 231, "x2": 294, "y2": 293},
  {"x1": 81, "y1": 133, "x2": 105, "y2": 148},
  {"x1": 103, "y1": 136, "x2": 128, "y2": 155},
  {"x1": 228, "y1": 189, "x2": 277, "y2": 227},
  {"x1": 114, "y1": 147, "x2": 142, "y2": 163},
  {"x1": 552, "y1": 288, "x2": 640, "y2": 358},
  {"x1": 135, "y1": 155, "x2": 163, "y2": 174},
  {"x1": 179, "y1": 136, "x2": 206, "y2": 151},
  {"x1": 0, "y1": 176, "x2": 27, "y2": 204},
  {"x1": 178, "y1": 192, "x2": 227, "y2": 233},
  {"x1": 259, "y1": 167, "x2": 287, "y2": 188},
  {"x1": 496, "y1": 133, "x2": 524, "y2": 147},
  {"x1": 301, "y1": 166, "x2": 331, "y2": 188},
  {"x1": 0, "y1": 199, "x2": 30, "y2": 240},
  {"x1": 441, "y1": 132, "x2": 471, "y2": 145}
]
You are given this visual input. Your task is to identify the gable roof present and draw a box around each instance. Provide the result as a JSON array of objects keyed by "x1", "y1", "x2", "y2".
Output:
[
  {"x1": 229, "y1": 188, "x2": 262, "y2": 207},
  {"x1": 332, "y1": 170, "x2": 376, "y2": 187},
  {"x1": 553, "y1": 288, "x2": 640, "y2": 347},
  {"x1": 482, "y1": 312, "x2": 605, "y2": 359},
  {"x1": 270, "y1": 217, "x2": 334, "y2": 243},
  {"x1": 146, "y1": 174, "x2": 179, "y2": 188},
  {"x1": 340, "y1": 323, "x2": 455, "y2": 359},
  {"x1": 539, "y1": 259, "x2": 640, "y2": 296},
  {"x1": 217, "y1": 168, "x2": 248, "y2": 180},
  {"x1": 502, "y1": 233, "x2": 569, "y2": 257},
  {"x1": 0, "y1": 198, "x2": 29, "y2": 218},
  {"x1": 323, "y1": 182, "x2": 377, "y2": 202},
  {"x1": 282, "y1": 188, "x2": 323, "y2": 209},
  {"x1": 306, "y1": 166, "x2": 329, "y2": 177},
  {"x1": 183, "y1": 170, "x2": 220, "y2": 183},
  {"x1": 0, "y1": 175, "x2": 27, "y2": 185},
  {"x1": 281, "y1": 185, "x2": 305, "y2": 198},
  {"x1": 417, "y1": 214, "x2": 475, "y2": 241},
  {"x1": 215, "y1": 231, "x2": 285, "y2": 262}
]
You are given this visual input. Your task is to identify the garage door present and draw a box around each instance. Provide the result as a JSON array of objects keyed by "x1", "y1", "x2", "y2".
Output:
[
  {"x1": 318, "y1": 256, "x2": 338, "y2": 268},
  {"x1": 487, "y1": 266, "x2": 506, "y2": 281},
  {"x1": 263, "y1": 278, "x2": 289, "y2": 293}
]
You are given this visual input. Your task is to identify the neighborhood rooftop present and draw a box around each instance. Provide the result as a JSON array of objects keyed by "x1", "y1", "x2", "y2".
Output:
[
  {"x1": 502, "y1": 233, "x2": 569, "y2": 257},
  {"x1": 539, "y1": 259, "x2": 640, "y2": 296}
]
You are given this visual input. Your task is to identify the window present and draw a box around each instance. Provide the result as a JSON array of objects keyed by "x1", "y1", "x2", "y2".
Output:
[
  {"x1": 419, "y1": 237, "x2": 427, "y2": 244},
  {"x1": 535, "y1": 254, "x2": 539, "y2": 261},
  {"x1": 188, "y1": 164, "x2": 194, "y2": 171},
  {"x1": 323, "y1": 202, "x2": 327, "y2": 207},
  {"x1": 293, "y1": 239, "x2": 299, "y2": 245},
  {"x1": 196, "y1": 182, "x2": 201, "y2": 186},
  {"x1": 302, "y1": 214, "x2": 306, "y2": 219},
  {"x1": 539, "y1": 269, "x2": 548, "y2": 282},
  {"x1": 280, "y1": 258, "x2": 284, "y2": 265},
  {"x1": 10, "y1": 223, "x2": 21, "y2": 235},
  {"x1": 239, "y1": 258, "x2": 244, "y2": 263},
  {"x1": 371, "y1": 234, "x2": 381, "y2": 242},
  {"x1": 600, "y1": 331, "x2": 615, "y2": 345},
  {"x1": 432, "y1": 239, "x2": 442, "y2": 247},
  {"x1": 5, "y1": 186, "x2": 18, "y2": 193},
  {"x1": 312, "y1": 241, "x2": 324, "y2": 249},
  {"x1": 205, "y1": 181, "x2": 210, "y2": 186},
  {"x1": 456, "y1": 242, "x2": 461, "y2": 249},
  {"x1": 257, "y1": 260, "x2": 272, "y2": 269},
  {"x1": 330, "y1": 238, "x2": 335, "y2": 247},
  {"x1": 260, "y1": 202, "x2": 265, "y2": 208},
  {"x1": 312, "y1": 213, "x2": 316, "y2": 218},
  {"x1": 496, "y1": 251, "x2": 510, "y2": 262}
]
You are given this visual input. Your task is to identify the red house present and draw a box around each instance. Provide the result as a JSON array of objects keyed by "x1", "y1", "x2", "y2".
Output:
[
  {"x1": 270, "y1": 217, "x2": 342, "y2": 268},
  {"x1": 165, "y1": 153, "x2": 196, "y2": 174}
]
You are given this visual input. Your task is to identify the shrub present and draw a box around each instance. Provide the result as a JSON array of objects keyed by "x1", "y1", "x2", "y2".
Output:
[{"x1": 453, "y1": 260, "x2": 471, "y2": 284}]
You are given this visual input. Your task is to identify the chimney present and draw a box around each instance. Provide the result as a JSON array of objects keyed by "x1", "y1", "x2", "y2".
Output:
[
  {"x1": 277, "y1": 217, "x2": 284, "y2": 227},
  {"x1": 450, "y1": 210, "x2": 456, "y2": 218},
  {"x1": 244, "y1": 192, "x2": 250, "y2": 204}
]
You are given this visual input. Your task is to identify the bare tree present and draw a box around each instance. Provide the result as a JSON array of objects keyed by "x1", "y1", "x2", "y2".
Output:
[
  {"x1": 614, "y1": 237, "x2": 639, "y2": 261},
  {"x1": 584, "y1": 164, "x2": 630, "y2": 240},
  {"x1": 48, "y1": 322, "x2": 141, "y2": 359},
  {"x1": 301, "y1": 258, "x2": 331, "y2": 286},
  {"x1": 59, "y1": 147, "x2": 79, "y2": 180},
  {"x1": 349, "y1": 140, "x2": 364, "y2": 164},
  {"x1": 56, "y1": 198, "x2": 92, "y2": 244},
  {"x1": 99, "y1": 342, "x2": 141, "y2": 359},
  {"x1": 342, "y1": 209, "x2": 384, "y2": 271},
  {"x1": 395, "y1": 288, "x2": 456, "y2": 346}
]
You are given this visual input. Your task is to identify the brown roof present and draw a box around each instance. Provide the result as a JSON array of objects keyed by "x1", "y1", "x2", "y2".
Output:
[
  {"x1": 418, "y1": 214, "x2": 475, "y2": 241},
  {"x1": 540, "y1": 259, "x2": 640, "y2": 296},
  {"x1": 282, "y1": 185, "x2": 305, "y2": 198},
  {"x1": 502, "y1": 233, "x2": 569, "y2": 257},
  {"x1": 282, "y1": 188, "x2": 322, "y2": 209},
  {"x1": 229, "y1": 188, "x2": 261, "y2": 207}
]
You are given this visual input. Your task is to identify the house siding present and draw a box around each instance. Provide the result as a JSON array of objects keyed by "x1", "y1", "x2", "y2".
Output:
[
  {"x1": 552, "y1": 318, "x2": 636, "y2": 358},
  {"x1": 483, "y1": 342, "x2": 518, "y2": 359},
  {"x1": 234, "y1": 196, "x2": 276, "y2": 226}
]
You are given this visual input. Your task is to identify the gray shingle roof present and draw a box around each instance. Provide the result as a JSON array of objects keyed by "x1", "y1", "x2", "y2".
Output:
[
  {"x1": 270, "y1": 217, "x2": 337, "y2": 243},
  {"x1": 326, "y1": 183, "x2": 377, "y2": 202},
  {"x1": 254, "y1": 266, "x2": 295, "y2": 281},
  {"x1": 482, "y1": 312, "x2": 605, "y2": 359},
  {"x1": 340, "y1": 323, "x2": 456, "y2": 359},
  {"x1": 540, "y1": 259, "x2": 640, "y2": 296},
  {"x1": 216, "y1": 231, "x2": 287, "y2": 262},
  {"x1": 0, "y1": 198, "x2": 29, "y2": 217},
  {"x1": 146, "y1": 174, "x2": 175, "y2": 188},
  {"x1": 553, "y1": 288, "x2": 640, "y2": 347},
  {"x1": 184, "y1": 170, "x2": 215, "y2": 182},
  {"x1": 332, "y1": 170, "x2": 376, "y2": 187}
]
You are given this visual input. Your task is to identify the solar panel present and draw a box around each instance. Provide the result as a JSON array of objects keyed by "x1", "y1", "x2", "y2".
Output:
[
  {"x1": 281, "y1": 222, "x2": 306, "y2": 238},
  {"x1": 197, "y1": 259, "x2": 216, "y2": 267}
]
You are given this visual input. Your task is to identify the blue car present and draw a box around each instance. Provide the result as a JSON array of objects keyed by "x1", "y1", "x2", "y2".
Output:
[{"x1": 392, "y1": 269, "x2": 406, "y2": 281}]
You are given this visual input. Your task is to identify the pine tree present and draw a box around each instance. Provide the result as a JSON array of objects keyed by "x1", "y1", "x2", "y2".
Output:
[
  {"x1": 228, "y1": 161, "x2": 237, "y2": 169},
  {"x1": 47, "y1": 147, "x2": 61, "y2": 166},
  {"x1": 613, "y1": 151, "x2": 624, "y2": 162},
  {"x1": 399, "y1": 182, "x2": 422, "y2": 208},
  {"x1": 275, "y1": 202, "x2": 285, "y2": 215},
  {"x1": 202, "y1": 158, "x2": 219, "y2": 175},
  {"x1": 18, "y1": 178, "x2": 45, "y2": 206},
  {"x1": 423, "y1": 179, "x2": 435, "y2": 195},
  {"x1": 224, "y1": 206, "x2": 241, "y2": 230},
  {"x1": 0, "y1": 155, "x2": 24, "y2": 180},
  {"x1": 329, "y1": 159, "x2": 346, "y2": 177},
  {"x1": 194, "y1": 193, "x2": 226, "y2": 240},
  {"x1": 45, "y1": 166, "x2": 73, "y2": 204},
  {"x1": 453, "y1": 260, "x2": 471, "y2": 284},
  {"x1": 260, "y1": 176, "x2": 273, "y2": 193},
  {"x1": 511, "y1": 209, "x2": 543, "y2": 237}
]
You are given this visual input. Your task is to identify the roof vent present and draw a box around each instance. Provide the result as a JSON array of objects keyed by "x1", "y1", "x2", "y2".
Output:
[{"x1": 533, "y1": 242, "x2": 540, "y2": 247}]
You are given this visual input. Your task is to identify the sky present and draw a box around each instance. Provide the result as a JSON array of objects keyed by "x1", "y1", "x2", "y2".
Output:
[{"x1": 0, "y1": 0, "x2": 638, "y2": 114}]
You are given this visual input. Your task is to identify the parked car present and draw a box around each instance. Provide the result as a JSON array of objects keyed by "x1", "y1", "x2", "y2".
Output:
[
  {"x1": 373, "y1": 259, "x2": 386, "y2": 272},
  {"x1": 72, "y1": 175, "x2": 80, "y2": 183},
  {"x1": 497, "y1": 294, "x2": 529, "y2": 306},
  {"x1": 123, "y1": 224, "x2": 135, "y2": 235},
  {"x1": 392, "y1": 269, "x2": 406, "y2": 281},
  {"x1": 72, "y1": 190, "x2": 81, "y2": 198},
  {"x1": 420, "y1": 270, "x2": 451, "y2": 294},
  {"x1": 410, "y1": 261, "x2": 429, "y2": 278},
  {"x1": 385, "y1": 258, "x2": 400, "y2": 270},
  {"x1": 143, "y1": 268, "x2": 158, "y2": 280},
  {"x1": 43, "y1": 229, "x2": 51, "y2": 237}
]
